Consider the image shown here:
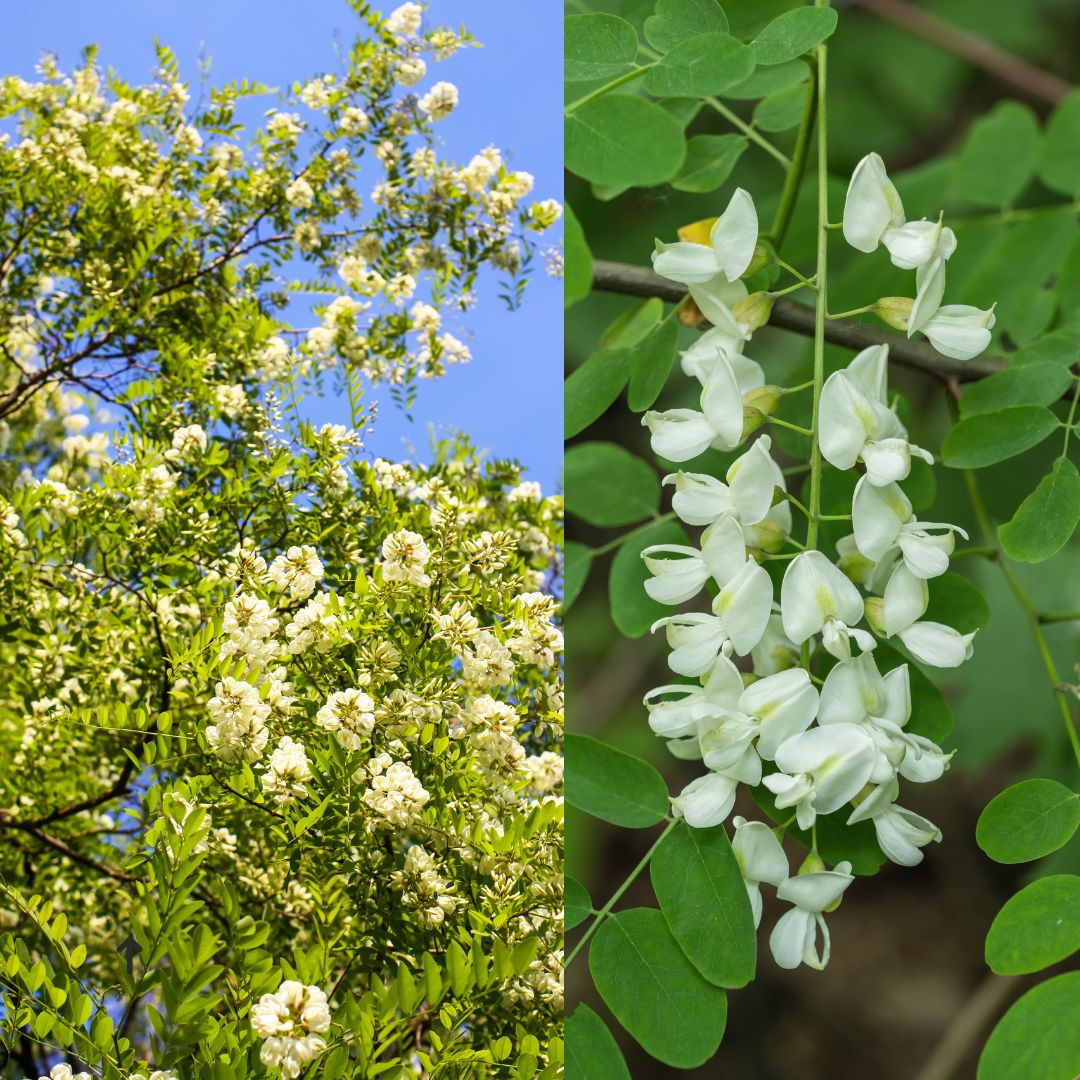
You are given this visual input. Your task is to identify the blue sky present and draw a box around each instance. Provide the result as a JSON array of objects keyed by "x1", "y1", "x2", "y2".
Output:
[{"x1": 0, "y1": 2, "x2": 563, "y2": 490}]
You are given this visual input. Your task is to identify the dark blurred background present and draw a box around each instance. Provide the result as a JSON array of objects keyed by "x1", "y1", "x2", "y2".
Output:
[{"x1": 566, "y1": 0, "x2": 1080, "y2": 1075}]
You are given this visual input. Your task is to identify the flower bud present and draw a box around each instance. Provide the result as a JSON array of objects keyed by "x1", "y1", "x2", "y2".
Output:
[
  {"x1": 873, "y1": 296, "x2": 914, "y2": 331},
  {"x1": 798, "y1": 852, "x2": 826, "y2": 876},
  {"x1": 837, "y1": 548, "x2": 876, "y2": 587},
  {"x1": 748, "y1": 517, "x2": 787, "y2": 555},
  {"x1": 732, "y1": 291, "x2": 774, "y2": 332},
  {"x1": 744, "y1": 385, "x2": 783, "y2": 417},
  {"x1": 863, "y1": 596, "x2": 886, "y2": 635},
  {"x1": 742, "y1": 244, "x2": 772, "y2": 278},
  {"x1": 742, "y1": 406, "x2": 767, "y2": 441},
  {"x1": 678, "y1": 297, "x2": 708, "y2": 329}
]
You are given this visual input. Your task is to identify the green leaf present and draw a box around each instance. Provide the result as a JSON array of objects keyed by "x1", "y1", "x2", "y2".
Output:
[
  {"x1": 751, "y1": 7, "x2": 838, "y2": 66},
  {"x1": 628, "y1": 317, "x2": 679, "y2": 411},
  {"x1": 565, "y1": 349, "x2": 633, "y2": 439},
  {"x1": 565, "y1": 96, "x2": 686, "y2": 187},
  {"x1": 985, "y1": 875, "x2": 1080, "y2": 975},
  {"x1": 1039, "y1": 88, "x2": 1080, "y2": 197},
  {"x1": 564, "y1": 203, "x2": 593, "y2": 309},
  {"x1": 999, "y1": 458, "x2": 1080, "y2": 563},
  {"x1": 925, "y1": 572, "x2": 990, "y2": 635},
  {"x1": 752, "y1": 81, "x2": 807, "y2": 132},
  {"x1": 650, "y1": 823, "x2": 756, "y2": 988},
  {"x1": 643, "y1": 0, "x2": 729, "y2": 53},
  {"x1": 564, "y1": 14, "x2": 639, "y2": 82},
  {"x1": 600, "y1": 298, "x2": 663, "y2": 351},
  {"x1": 608, "y1": 519, "x2": 689, "y2": 637},
  {"x1": 976, "y1": 779, "x2": 1080, "y2": 864},
  {"x1": 564, "y1": 1004, "x2": 631, "y2": 1080},
  {"x1": 953, "y1": 102, "x2": 1040, "y2": 208},
  {"x1": 565, "y1": 733, "x2": 669, "y2": 828},
  {"x1": 643, "y1": 33, "x2": 755, "y2": 98},
  {"x1": 1013, "y1": 331, "x2": 1080, "y2": 367},
  {"x1": 959, "y1": 362, "x2": 1073, "y2": 417},
  {"x1": 565, "y1": 876, "x2": 593, "y2": 931},
  {"x1": 590, "y1": 908, "x2": 727, "y2": 1068},
  {"x1": 564, "y1": 542, "x2": 593, "y2": 611},
  {"x1": 978, "y1": 972, "x2": 1080, "y2": 1080},
  {"x1": 672, "y1": 133, "x2": 748, "y2": 194},
  {"x1": 724, "y1": 60, "x2": 807, "y2": 100},
  {"x1": 565, "y1": 442, "x2": 660, "y2": 527},
  {"x1": 941, "y1": 405, "x2": 1059, "y2": 468},
  {"x1": 660, "y1": 96, "x2": 703, "y2": 127}
]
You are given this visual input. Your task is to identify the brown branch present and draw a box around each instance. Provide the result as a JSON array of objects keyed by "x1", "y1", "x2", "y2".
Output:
[
  {"x1": 850, "y1": 0, "x2": 1072, "y2": 106},
  {"x1": 591, "y1": 260, "x2": 1008, "y2": 382}
]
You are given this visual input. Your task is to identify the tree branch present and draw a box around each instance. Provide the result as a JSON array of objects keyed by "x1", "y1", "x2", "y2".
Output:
[
  {"x1": 850, "y1": 0, "x2": 1072, "y2": 106},
  {"x1": 591, "y1": 259, "x2": 1008, "y2": 382}
]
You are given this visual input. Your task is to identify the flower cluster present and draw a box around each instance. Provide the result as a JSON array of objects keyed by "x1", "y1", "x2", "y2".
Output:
[
  {"x1": 641, "y1": 173, "x2": 986, "y2": 971},
  {"x1": 251, "y1": 980, "x2": 333, "y2": 1079}
]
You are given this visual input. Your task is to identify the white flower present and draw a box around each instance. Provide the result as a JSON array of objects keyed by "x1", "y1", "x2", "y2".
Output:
[
  {"x1": 670, "y1": 745, "x2": 761, "y2": 828},
  {"x1": 732, "y1": 815, "x2": 789, "y2": 927},
  {"x1": 751, "y1": 612, "x2": 801, "y2": 676},
  {"x1": 842, "y1": 153, "x2": 955, "y2": 270},
  {"x1": 763, "y1": 724, "x2": 877, "y2": 830},
  {"x1": 664, "y1": 436, "x2": 780, "y2": 532},
  {"x1": 880, "y1": 565, "x2": 976, "y2": 668},
  {"x1": 642, "y1": 352, "x2": 747, "y2": 461},
  {"x1": 316, "y1": 688, "x2": 376, "y2": 750},
  {"x1": 818, "y1": 345, "x2": 933, "y2": 486},
  {"x1": 652, "y1": 559, "x2": 773, "y2": 675},
  {"x1": 651, "y1": 188, "x2": 758, "y2": 284},
  {"x1": 920, "y1": 303, "x2": 996, "y2": 360},
  {"x1": 847, "y1": 778, "x2": 942, "y2": 865},
  {"x1": 397, "y1": 56, "x2": 427, "y2": 86},
  {"x1": 267, "y1": 545, "x2": 324, "y2": 599},
  {"x1": 780, "y1": 550, "x2": 875, "y2": 661},
  {"x1": 642, "y1": 515, "x2": 751, "y2": 606},
  {"x1": 381, "y1": 529, "x2": 431, "y2": 587},
  {"x1": 167, "y1": 423, "x2": 207, "y2": 462},
  {"x1": 418, "y1": 81, "x2": 458, "y2": 121},
  {"x1": 261, "y1": 735, "x2": 313, "y2": 803},
  {"x1": 769, "y1": 861, "x2": 854, "y2": 970},
  {"x1": 252, "y1": 980, "x2": 332, "y2": 1079},
  {"x1": 39, "y1": 1066, "x2": 92, "y2": 1080},
  {"x1": 285, "y1": 177, "x2": 315, "y2": 209},
  {"x1": 362, "y1": 761, "x2": 430, "y2": 826},
  {"x1": 386, "y1": 2, "x2": 423, "y2": 38},
  {"x1": 851, "y1": 475, "x2": 966, "y2": 579}
]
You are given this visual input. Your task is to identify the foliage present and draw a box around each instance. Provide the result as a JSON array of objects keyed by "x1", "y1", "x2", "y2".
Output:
[
  {"x1": 0, "y1": 5, "x2": 563, "y2": 1078},
  {"x1": 564, "y1": 0, "x2": 1080, "y2": 1073}
]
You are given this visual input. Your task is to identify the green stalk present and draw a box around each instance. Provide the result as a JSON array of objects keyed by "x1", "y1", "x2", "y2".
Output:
[
  {"x1": 564, "y1": 65, "x2": 654, "y2": 115},
  {"x1": 767, "y1": 60, "x2": 818, "y2": 249}
]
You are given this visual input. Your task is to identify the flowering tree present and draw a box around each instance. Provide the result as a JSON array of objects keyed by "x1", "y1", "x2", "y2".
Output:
[
  {"x1": 0, "y1": 4, "x2": 563, "y2": 1078},
  {"x1": 565, "y1": 1, "x2": 1080, "y2": 1076}
]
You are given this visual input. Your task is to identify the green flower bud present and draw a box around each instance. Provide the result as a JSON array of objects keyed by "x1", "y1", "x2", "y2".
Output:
[
  {"x1": 732, "y1": 291, "x2": 774, "y2": 332},
  {"x1": 742, "y1": 243, "x2": 772, "y2": 278},
  {"x1": 872, "y1": 296, "x2": 914, "y2": 331},
  {"x1": 837, "y1": 548, "x2": 876, "y2": 587},
  {"x1": 863, "y1": 596, "x2": 886, "y2": 635},
  {"x1": 798, "y1": 852, "x2": 826, "y2": 876},
  {"x1": 748, "y1": 516, "x2": 787, "y2": 555}
]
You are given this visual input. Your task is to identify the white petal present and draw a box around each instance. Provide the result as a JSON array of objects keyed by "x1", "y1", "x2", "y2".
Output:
[
  {"x1": 642, "y1": 548, "x2": 709, "y2": 605},
  {"x1": 652, "y1": 241, "x2": 722, "y2": 284},
  {"x1": 818, "y1": 652, "x2": 886, "y2": 726},
  {"x1": 665, "y1": 471, "x2": 735, "y2": 526},
  {"x1": 730, "y1": 352, "x2": 766, "y2": 394},
  {"x1": 897, "y1": 530, "x2": 951, "y2": 579},
  {"x1": 781, "y1": 551, "x2": 864, "y2": 645},
  {"x1": 897, "y1": 620, "x2": 975, "y2": 668},
  {"x1": 769, "y1": 907, "x2": 815, "y2": 969},
  {"x1": 909, "y1": 255, "x2": 946, "y2": 334},
  {"x1": 861, "y1": 438, "x2": 913, "y2": 487},
  {"x1": 672, "y1": 771, "x2": 738, "y2": 828},
  {"x1": 727, "y1": 437, "x2": 779, "y2": 526},
  {"x1": 643, "y1": 408, "x2": 716, "y2": 462},
  {"x1": 680, "y1": 327, "x2": 746, "y2": 383},
  {"x1": 732, "y1": 817, "x2": 789, "y2": 888},
  {"x1": 700, "y1": 515, "x2": 750, "y2": 587},
  {"x1": 716, "y1": 561, "x2": 774, "y2": 656},
  {"x1": 701, "y1": 653, "x2": 747, "y2": 711},
  {"x1": 852, "y1": 477, "x2": 910, "y2": 562},
  {"x1": 776, "y1": 865, "x2": 854, "y2": 913},
  {"x1": 818, "y1": 372, "x2": 870, "y2": 471},
  {"x1": 881, "y1": 219, "x2": 950, "y2": 270},
  {"x1": 773, "y1": 723, "x2": 876, "y2": 814},
  {"x1": 921, "y1": 304, "x2": 996, "y2": 361},
  {"x1": 660, "y1": 614, "x2": 730, "y2": 677},
  {"x1": 710, "y1": 187, "x2": 759, "y2": 281},
  {"x1": 847, "y1": 344, "x2": 890, "y2": 403},
  {"x1": 883, "y1": 564, "x2": 929, "y2": 636},
  {"x1": 842, "y1": 153, "x2": 904, "y2": 254},
  {"x1": 689, "y1": 278, "x2": 749, "y2": 338},
  {"x1": 742, "y1": 668, "x2": 819, "y2": 760},
  {"x1": 700, "y1": 353, "x2": 747, "y2": 451},
  {"x1": 645, "y1": 684, "x2": 705, "y2": 739}
]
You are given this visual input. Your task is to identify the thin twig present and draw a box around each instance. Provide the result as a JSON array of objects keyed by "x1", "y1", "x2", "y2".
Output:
[
  {"x1": 591, "y1": 259, "x2": 1007, "y2": 381},
  {"x1": 850, "y1": 0, "x2": 1072, "y2": 105}
]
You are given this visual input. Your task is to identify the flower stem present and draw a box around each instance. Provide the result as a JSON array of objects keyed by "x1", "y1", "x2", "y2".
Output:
[
  {"x1": 827, "y1": 305, "x2": 873, "y2": 320},
  {"x1": 590, "y1": 512, "x2": 675, "y2": 557},
  {"x1": 566, "y1": 819, "x2": 678, "y2": 966},
  {"x1": 767, "y1": 60, "x2": 818, "y2": 250},
  {"x1": 1038, "y1": 611, "x2": 1080, "y2": 624},
  {"x1": 769, "y1": 416, "x2": 814, "y2": 438}
]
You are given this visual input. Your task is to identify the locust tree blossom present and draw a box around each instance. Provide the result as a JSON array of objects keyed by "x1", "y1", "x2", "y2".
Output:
[
  {"x1": 781, "y1": 550, "x2": 876, "y2": 660},
  {"x1": 251, "y1": 981, "x2": 332, "y2": 1078},
  {"x1": 769, "y1": 861, "x2": 854, "y2": 970},
  {"x1": 732, "y1": 816, "x2": 789, "y2": 927},
  {"x1": 652, "y1": 188, "x2": 758, "y2": 284}
]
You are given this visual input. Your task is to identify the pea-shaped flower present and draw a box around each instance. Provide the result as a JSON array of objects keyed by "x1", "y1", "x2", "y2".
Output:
[
  {"x1": 780, "y1": 550, "x2": 875, "y2": 661},
  {"x1": 642, "y1": 515, "x2": 749, "y2": 606},
  {"x1": 769, "y1": 860, "x2": 854, "y2": 970},
  {"x1": 847, "y1": 778, "x2": 942, "y2": 866},
  {"x1": 669, "y1": 744, "x2": 762, "y2": 828},
  {"x1": 732, "y1": 815, "x2": 789, "y2": 927},
  {"x1": 652, "y1": 188, "x2": 758, "y2": 284},
  {"x1": 880, "y1": 564, "x2": 976, "y2": 669}
]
